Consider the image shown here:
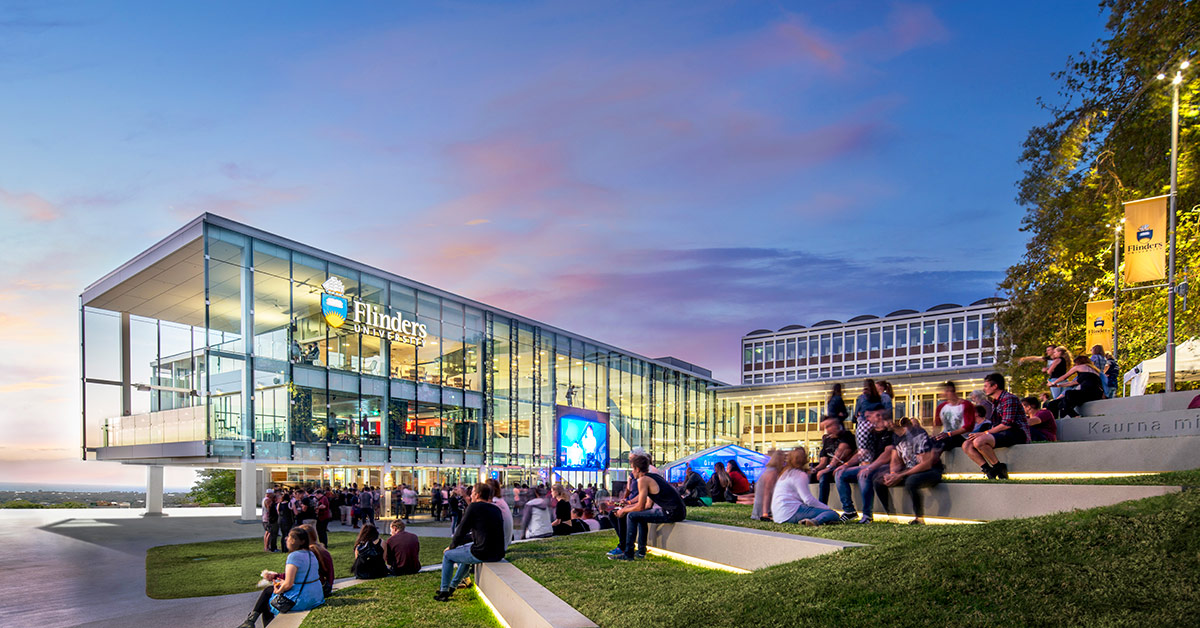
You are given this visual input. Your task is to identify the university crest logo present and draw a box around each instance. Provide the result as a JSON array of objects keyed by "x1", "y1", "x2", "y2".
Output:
[
  {"x1": 1093, "y1": 317, "x2": 1104, "y2": 328},
  {"x1": 321, "y1": 276, "x2": 349, "y2": 328},
  {"x1": 1136, "y1": 224, "x2": 1153, "y2": 241}
]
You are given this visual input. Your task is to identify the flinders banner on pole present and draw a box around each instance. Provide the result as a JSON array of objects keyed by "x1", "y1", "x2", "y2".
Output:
[
  {"x1": 1123, "y1": 195, "x2": 1168, "y2": 283},
  {"x1": 1086, "y1": 299, "x2": 1113, "y2": 354}
]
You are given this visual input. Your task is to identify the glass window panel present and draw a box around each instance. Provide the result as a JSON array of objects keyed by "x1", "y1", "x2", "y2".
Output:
[
  {"x1": 844, "y1": 332, "x2": 855, "y2": 355},
  {"x1": 882, "y1": 326, "x2": 894, "y2": 350},
  {"x1": 856, "y1": 330, "x2": 867, "y2": 352},
  {"x1": 896, "y1": 324, "x2": 907, "y2": 348},
  {"x1": 820, "y1": 335, "x2": 831, "y2": 356},
  {"x1": 923, "y1": 322, "x2": 935, "y2": 346},
  {"x1": 909, "y1": 324, "x2": 921, "y2": 348},
  {"x1": 786, "y1": 340, "x2": 796, "y2": 359},
  {"x1": 967, "y1": 316, "x2": 981, "y2": 341},
  {"x1": 982, "y1": 313, "x2": 995, "y2": 339},
  {"x1": 937, "y1": 320, "x2": 950, "y2": 344},
  {"x1": 764, "y1": 342, "x2": 774, "y2": 362},
  {"x1": 291, "y1": 253, "x2": 326, "y2": 367},
  {"x1": 418, "y1": 317, "x2": 441, "y2": 384},
  {"x1": 869, "y1": 329, "x2": 880, "y2": 351},
  {"x1": 289, "y1": 383, "x2": 326, "y2": 443},
  {"x1": 952, "y1": 318, "x2": 965, "y2": 342},
  {"x1": 832, "y1": 333, "x2": 843, "y2": 355}
]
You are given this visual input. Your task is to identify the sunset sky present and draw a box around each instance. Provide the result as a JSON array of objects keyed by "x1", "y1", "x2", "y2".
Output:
[{"x1": 0, "y1": 1, "x2": 1106, "y2": 488}]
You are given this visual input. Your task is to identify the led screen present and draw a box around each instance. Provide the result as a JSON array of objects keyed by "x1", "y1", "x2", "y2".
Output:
[{"x1": 555, "y1": 406, "x2": 609, "y2": 471}]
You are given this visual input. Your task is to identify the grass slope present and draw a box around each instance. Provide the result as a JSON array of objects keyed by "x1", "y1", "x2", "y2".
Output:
[
  {"x1": 506, "y1": 496, "x2": 1200, "y2": 628},
  {"x1": 146, "y1": 531, "x2": 448, "y2": 599},
  {"x1": 299, "y1": 572, "x2": 499, "y2": 628}
]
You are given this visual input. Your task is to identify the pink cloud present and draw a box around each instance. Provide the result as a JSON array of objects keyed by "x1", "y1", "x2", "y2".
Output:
[{"x1": 0, "y1": 187, "x2": 63, "y2": 221}]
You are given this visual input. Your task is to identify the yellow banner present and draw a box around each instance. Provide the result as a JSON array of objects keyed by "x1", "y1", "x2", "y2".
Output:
[
  {"x1": 1123, "y1": 196, "x2": 1168, "y2": 283},
  {"x1": 1086, "y1": 299, "x2": 1113, "y2": 354}
]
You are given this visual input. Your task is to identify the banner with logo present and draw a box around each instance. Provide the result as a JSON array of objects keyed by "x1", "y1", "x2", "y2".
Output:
[
  {"x1": 1123, "y1": 195, "x2": 1168, "y2": 283},
  {"x1": 1086, "y1": 299, "x2": 1113, "y2": 354}
]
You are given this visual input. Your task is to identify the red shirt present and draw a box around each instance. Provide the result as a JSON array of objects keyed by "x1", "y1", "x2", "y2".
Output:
[
  {"x1": 1032, "y1": 409, "x2": 1058, "y2": 441},
  {"x1": 728, "y1": 469, "x2": 751, "y2": 494},
  {"x1": 384, "y1": 531, "x2": 421, "y2": 575}
]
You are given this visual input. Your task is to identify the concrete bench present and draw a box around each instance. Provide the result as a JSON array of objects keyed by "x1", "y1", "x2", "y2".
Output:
[
  {"x1": 938, "y1": 434, "x2": 1200, "y2": 475},
  {"x1": 476, "y1": 561, "x2": 598, "y2": 628},
  {"x1": 821, "y1": 481, "x2": 1182, "y2": 521},
  {"x1": 646, "y1": 520, "x2": 864, "y2": 571},
  {"x1": 1080, "y1": 390, "x2": 1197, "y2": 416}
]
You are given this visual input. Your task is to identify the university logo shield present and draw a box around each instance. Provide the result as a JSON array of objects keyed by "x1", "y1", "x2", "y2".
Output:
[
  {"x1": 1136, "y1": 224, "x2": 1153, "y2": 241},
  {"x1": 322, "y1": 293, "x2": 348, "y2": 327},
  {"x1": 321, "y1": 276, "x2": 349, "y2": 327},
  {"x1": 1093, "y1": 317, "x2": 1104, "y2": 328}
]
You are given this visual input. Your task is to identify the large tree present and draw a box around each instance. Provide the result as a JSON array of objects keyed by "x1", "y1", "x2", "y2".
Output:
[{"x1": 1000, "y1": 0, "x2": 1200, "y2": 394}]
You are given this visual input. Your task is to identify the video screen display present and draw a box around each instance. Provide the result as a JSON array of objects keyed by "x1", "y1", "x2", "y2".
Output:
[{"x1": 555, "y1": 406, "x2": 609, "y2": 471}]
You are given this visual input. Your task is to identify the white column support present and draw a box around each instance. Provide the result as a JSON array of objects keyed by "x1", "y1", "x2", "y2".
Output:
[
  {"x1": 238, "y1": 459, "x2": 258, "y2": 522},
  {"x1": 143, "y1": 465, "x2": 165, "y2": 517}
]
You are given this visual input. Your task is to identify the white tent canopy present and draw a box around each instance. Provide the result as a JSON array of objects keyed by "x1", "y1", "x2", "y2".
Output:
[{"x1": 1123, "y1": 338, "x2": 1200, "y2": 396}]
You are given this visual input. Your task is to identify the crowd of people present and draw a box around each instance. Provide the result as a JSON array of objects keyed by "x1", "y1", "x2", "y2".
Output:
[{"x1": 241, "y1": 361, "x2": 1106, "y2": 623}]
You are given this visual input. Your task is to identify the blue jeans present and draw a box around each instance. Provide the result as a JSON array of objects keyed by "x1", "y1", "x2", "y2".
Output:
[
  {"x1": 784, "y1": 504, "x2": 840, "y2": 525},
  {"x1": 836, "y1": 464, "x2": 887, "y2": 518},
  {"x1": 624, "y1": 509, "x2": 675, "y2": 558},
  {"x1": 817, "y1": 471, "x2": 836, "y2": 505},
  {"x1": 440, "y1": 543, "x2": 482, "y2": 591}
]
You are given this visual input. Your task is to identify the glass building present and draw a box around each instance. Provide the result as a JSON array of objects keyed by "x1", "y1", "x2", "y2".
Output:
[
  {"x1": 80, "y1": 215, "x2": 735, "y2": 498},
  {"x1": 720, "y1": 300, "x2": 1007, "y2": 454}
]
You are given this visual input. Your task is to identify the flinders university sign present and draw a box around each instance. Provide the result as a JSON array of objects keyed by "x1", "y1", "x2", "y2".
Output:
[{"x1": 321, "y1": 277, "x2": 428, "y2": 346}]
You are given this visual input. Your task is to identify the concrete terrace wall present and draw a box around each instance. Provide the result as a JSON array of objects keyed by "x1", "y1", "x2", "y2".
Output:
[
  {"x1": 939, "y1": 435, "x2": 1200, "y2": 474},
  {"x1": 647, "y1": 520, "x2": 864, "y2": 571},
  {"x1": 476, "y1": 561, "x2": 598, "y2": 628},
  {"x1": 822, "y1": 482, "x2": 1182, "y2": 521}
]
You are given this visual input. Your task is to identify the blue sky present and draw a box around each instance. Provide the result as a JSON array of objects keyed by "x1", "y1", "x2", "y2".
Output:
[{"x1": 0, "y1": 1, "x2": 1108, "y2": 487}]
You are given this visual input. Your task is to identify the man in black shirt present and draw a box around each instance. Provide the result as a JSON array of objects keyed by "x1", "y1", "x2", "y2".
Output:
[
  {"x1": 610, "y1": 454, "x2": 686, "y2": 561},
  {"x1": 434, "y1": 482, "x2": 505, "y2": 601},
  {"x1": 811, "y1": 417, "x2": 856, "y2": 505}
]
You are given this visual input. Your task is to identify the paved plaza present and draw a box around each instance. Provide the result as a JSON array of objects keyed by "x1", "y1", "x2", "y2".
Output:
[{"x1": 0, "y1": 507, "x2": 450, "y2": 628}]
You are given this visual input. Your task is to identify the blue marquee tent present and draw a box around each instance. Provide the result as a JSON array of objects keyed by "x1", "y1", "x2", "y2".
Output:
[{"x1": 661, "y1": 444, "x2": 770, "y2": 484}]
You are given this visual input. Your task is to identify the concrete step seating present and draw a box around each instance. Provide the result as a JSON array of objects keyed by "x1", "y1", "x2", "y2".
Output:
[
  {"x1": 820, "y1": 481, "x2": 1182, "y2": 522},
  {"x1": 646, "y1": 519, "x2": 864, "y2": 572},
  {"x1": 1065, "y1": 390, "x2": 1200, "y2": 441},
  {"x1": 939, "y1": 434, "x2": 1200, "y2": 475}
]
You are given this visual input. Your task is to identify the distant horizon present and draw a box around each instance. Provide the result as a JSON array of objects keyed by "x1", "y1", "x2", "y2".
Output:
[{"x1": 0, "y1": 481, "x2": 193, "y2": 493}]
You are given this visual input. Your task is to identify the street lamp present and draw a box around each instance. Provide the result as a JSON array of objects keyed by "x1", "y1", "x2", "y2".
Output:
[{"x1": 1157, "y1": 59, "x2": 1190, "y2": 391}]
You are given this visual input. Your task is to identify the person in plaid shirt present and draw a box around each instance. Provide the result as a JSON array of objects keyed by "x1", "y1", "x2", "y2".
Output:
[
  {"x1": 834, "y1": 403, "x2": 895, "y2": 524},
  {"x1": 963, "y1": 373, "x2": 1029, "y2": 479},
  {"x1": 874, "y1": 418, "x2": 943, "y2": 524}
]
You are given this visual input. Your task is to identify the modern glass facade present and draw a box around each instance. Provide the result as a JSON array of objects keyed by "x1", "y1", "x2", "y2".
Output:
[{"x1": 81, "y1": 215, "x2": 736, "y2": 479}]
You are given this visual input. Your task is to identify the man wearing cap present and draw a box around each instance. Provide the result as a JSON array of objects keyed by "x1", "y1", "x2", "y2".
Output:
[{"x1": 833, "y1": 404, "x2": 895, "y2": 524}]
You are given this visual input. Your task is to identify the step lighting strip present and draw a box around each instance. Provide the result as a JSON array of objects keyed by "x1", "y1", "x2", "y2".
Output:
[
  {"x1": 644, "y1": 546, "x2": 752, "y2": 574},
  {"x1": 942, "y1": 472, "x2": 1157, "y2": 481}
]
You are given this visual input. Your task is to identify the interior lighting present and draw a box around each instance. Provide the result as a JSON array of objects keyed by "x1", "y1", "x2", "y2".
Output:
[
  {"x1": 644, "y1": 547, "x2": 751, "y2": 573},
  {"x1": 473, "y1": 584, "x2": 513, "y2": 628}
]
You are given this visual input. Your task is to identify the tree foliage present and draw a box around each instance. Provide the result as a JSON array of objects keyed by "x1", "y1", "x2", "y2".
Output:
[
  {"x1": 999, "y1": 0, "x2": 1200, "y2": 394},
  {"x1": 188, "y1": 468, "x2": 236, "y2": 505}
]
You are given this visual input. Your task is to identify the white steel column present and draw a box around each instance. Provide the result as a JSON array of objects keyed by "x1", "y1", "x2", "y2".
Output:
[
  {"x1": 239, "y1": 459, "x2": 257, "y2": 522},
  {"x1": 143, "y1": 465, "x2": 165, "y2": 517}
]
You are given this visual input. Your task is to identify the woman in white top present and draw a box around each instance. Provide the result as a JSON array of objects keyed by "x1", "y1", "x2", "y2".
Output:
[
  {"x1": 485, "y1": 478, "x2": 514, "y2": 549},
  {"x1": 770, "y1": 448, "x2": 840, "y2": 526}
]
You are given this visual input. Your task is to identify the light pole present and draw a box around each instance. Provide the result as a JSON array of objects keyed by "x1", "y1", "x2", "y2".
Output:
[
  {"x1": 1156, "y1": 60, "x2": 1189, "y2": 392},
  {"x1": 1108, "y1": 218, "x2": 1124, "y2": 359}
]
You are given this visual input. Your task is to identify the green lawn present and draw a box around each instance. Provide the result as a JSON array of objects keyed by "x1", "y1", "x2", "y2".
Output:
[
  {"x1": 944, "y1": 468, "x2": 1200, "y2": 486},
  {"x1": 506, "y1": 497, "x2": 1200, "y2": 627},
  {"x1": 145, "y1": 531, "x2": 449, "y2": 599},
  {"x1": 299, "y1": 572, "x2": 499, "y2": 628}
]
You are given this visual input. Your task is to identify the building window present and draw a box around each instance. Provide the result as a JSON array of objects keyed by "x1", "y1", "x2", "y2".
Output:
[
  {"x1": 821, "y1": 334, "x2": 831, "y2": 357},
  {"x1": 952, "y1": 318, "x2": 965, "y2": 343},
  {"x1": 937, "y1": 356, "x2": 949, "y2": 368},
  {"x1": 967, "y1": 316, "x2": 980, "y2": 341},
  {"x1": 786, "y1": 339, "x2": 796, "y2": 360},
  {"x1": 832, "y1": 333, "x2": 843, "y2": 355},
  {"x1": 982, "y1": 313, "x2": 995, "y2": 339},
  {"x1": 844, "y1": 332, "x2": 855, "y2": 355},
  {"x1": 966, "y1": 354, "x2": 979, "y2": 366},
  {"x1": 882, "y1": 326, "x2": 894, "y2": 350},
  {"x1": 764, "y1": 342, "x2": 775, "y2": 363},
  {"x1": 909, "y1": 324, "x2": 921, "y2": 349},
  {"x1": 937, "y1": 320, "x2": 950, "y2": 345},
  {"x1": 856, "y1": 330, "x2": 867, "y2": 354},
  {"x1": 896, "y1": 326, "x2": 907, "y2": 349},
  {"x1": 797, "y1": 337, "x2": 808, "y2": 359},
  {"x1": 951, "y1": 355, "x2": 964, "y2": 367},
  {"x1": 923, "y1": 322, "x2": 935, "y2": 347}
]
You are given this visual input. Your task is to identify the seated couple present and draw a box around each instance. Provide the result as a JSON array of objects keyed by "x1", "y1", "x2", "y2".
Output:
[{"x1": 348, "y1": 521, "x2": 422, "y2": 579}]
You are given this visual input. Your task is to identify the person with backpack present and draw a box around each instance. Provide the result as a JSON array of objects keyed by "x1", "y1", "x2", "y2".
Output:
[{"x1": 350, "y1": 524, "x2": 388, "y2": 579}]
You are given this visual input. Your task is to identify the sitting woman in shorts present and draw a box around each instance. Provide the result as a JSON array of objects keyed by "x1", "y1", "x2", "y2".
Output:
[{"x1": 239, "y1": 528, "x2": 324, "y2": 627}]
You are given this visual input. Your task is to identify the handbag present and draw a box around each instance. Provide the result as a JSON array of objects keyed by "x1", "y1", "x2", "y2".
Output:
[{"x1": 270, "y1": 550, "x2": 315, "y2": 613}]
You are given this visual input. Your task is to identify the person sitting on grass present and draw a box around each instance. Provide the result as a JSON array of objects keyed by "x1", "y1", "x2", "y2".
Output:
[
  {"x1": 435, "y1": 482, "x2": 506, "y2": 602},
  {"x1": 962, "y1": 372, "x2": 1030, "y2": 480},
  {"x1": 238, "y1": 528, "x2": 324, "y2": 628},
  {"x1": 707, "y1": 461, "x2": 733, "y2": 502},
  {"x1": 771, "y1": 447, "x2": 839, "y2": 526},
  {"x1": 351, "y1": 523, "x2": 388, "y2": 579},
  {"x1": 834, "y1": 404, "x2": 895, "y2": 524},
  {"x1": 384, "y1": 519, "x2": 421, "y2": 576},
  {"x1": 874, "y1": 418, "x2": 944, "y2": 525},
  {"x1": 608, "y1": 454, "x2": 687, "y2": 561},
  {"x1": 681, "y1": 466, "x2": 712, "y2": 508},
  {"x1": 726, "y1": 459, "x2": 752, "y2": 496},
  {"x1": 752, "y1": 449, "x2": 785, "y2": 521},
  {"x1": 1023, "y1": 396, "x2": 1058, "y2": 442},
  {"x1": 297, "y1": 524, "x2": 334, "y2": 598},
  {"x1": 932, "y1": 381, "x2": 975, "y2": 451},
  {"x1": 811, "y1": 417, "x2": 856, "y2": 505}
]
